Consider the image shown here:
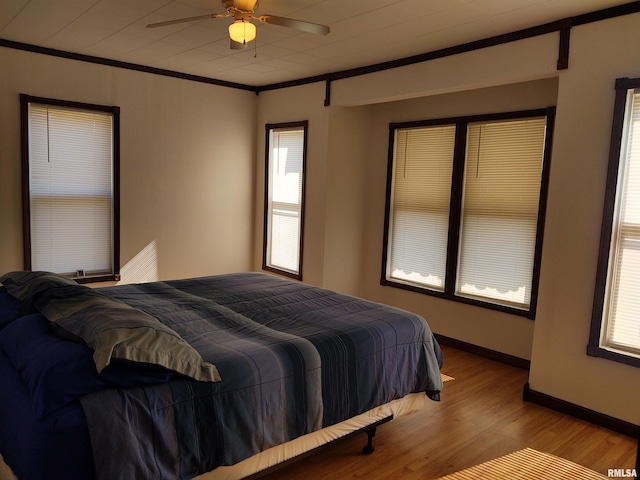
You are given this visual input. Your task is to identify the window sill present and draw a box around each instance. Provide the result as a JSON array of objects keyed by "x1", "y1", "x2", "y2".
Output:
[
  {"x1": 75, "y1": 274, "x2": 120, "y2": 284},
  {"x1": 587, "y1": 344, "x2": 640, "y2": 368},
  {"x1": 381, "y1": 278, "x2": 536, "y2": 320},
  {"x1": 262, "y1": 265, "x2": 301, "y2": 281}
]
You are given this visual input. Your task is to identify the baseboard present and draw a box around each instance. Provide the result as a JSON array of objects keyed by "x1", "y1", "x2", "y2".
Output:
[
  {"x1": 523, "y1": 382, "x2": 639, "y2": 439},
  {"x1": 434, "y1": 334, "x2": 531, "y2": 370}
]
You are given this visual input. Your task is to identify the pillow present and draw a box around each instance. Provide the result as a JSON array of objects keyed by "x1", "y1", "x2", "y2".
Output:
[
  {"x1": 0, "y1": 270, "x2": 78, "y2": 304},
  {"x1": 34, "y1": 284, "x2": 221, "y2": 383},
  {"x1": 0, "y1": 314, "x2": 172, "y2": 418},
  {"x1": 0, "y1": 287, "x2": 21, "y2": 331}
]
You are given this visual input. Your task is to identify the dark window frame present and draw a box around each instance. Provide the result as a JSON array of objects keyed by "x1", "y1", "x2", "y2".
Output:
[
  {"x1": 20, "y1": 94, "x2": 120, "y2": 284},
  {"x1": 262, "y1": 120, "x2": 308, "y2": 281},
  {"x1": 587, "y1": 77, "x2": 640, "y2": 368},
  {"x1": 381, "y1": 108, "x2": 556, "y2": 319}
]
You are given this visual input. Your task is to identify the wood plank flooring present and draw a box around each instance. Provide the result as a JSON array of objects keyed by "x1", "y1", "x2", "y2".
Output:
[{"x1": 258, "y1": 345, "x2": 637, "y2": 479}]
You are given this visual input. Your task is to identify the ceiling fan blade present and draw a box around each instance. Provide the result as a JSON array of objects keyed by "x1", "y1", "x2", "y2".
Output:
[
  {"x1": 258, "y1": 15, "x2": 330, "y2": 35},
  {"x1": 146, "y1": 13, "x2": 227, "y2": 29},
  {"x1": 230, "y1": 39, "x2": 248, "y2": 50}
]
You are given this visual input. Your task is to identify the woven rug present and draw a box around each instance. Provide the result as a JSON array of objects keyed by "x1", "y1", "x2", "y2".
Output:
[{"x1": 435, "y1": 448, "x2": 608, "y2": 479}]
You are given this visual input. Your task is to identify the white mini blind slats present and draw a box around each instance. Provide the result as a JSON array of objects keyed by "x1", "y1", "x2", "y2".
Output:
[
  {"x1": 385, "y1": 112, "x2": 550, "y2": 314},
  {"x1": 603, "y1": 90, "x2": 640, "y2": 355},
  {"x1": 28, "y1": 103, "x2": 114, "y2": 277},
  {"x1": 457, "y1": 118, "x2": 546, "y2": 308},
  {"x1": 388, "y1": 125, "x2": 456, "y2": 290}
]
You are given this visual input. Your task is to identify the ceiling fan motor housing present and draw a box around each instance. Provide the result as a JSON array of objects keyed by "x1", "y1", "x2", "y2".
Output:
[{"x1": 222, "y1": 0, "x2": 258, "y2": 13}]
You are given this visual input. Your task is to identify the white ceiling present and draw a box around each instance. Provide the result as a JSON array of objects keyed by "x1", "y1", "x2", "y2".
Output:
[{"x1": 0, "y1": 0, "x2": 635, "y2": 87}]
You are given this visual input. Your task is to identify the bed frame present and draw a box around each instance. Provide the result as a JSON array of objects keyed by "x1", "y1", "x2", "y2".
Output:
[{"x1": 196, "y1": 393, "x2": 425, "y2": 480}]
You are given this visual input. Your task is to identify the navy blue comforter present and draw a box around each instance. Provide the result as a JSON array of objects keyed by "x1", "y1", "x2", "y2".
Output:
[
  {"x1": 1, "y1": 272, "x2": 442, "y2": 480},
  {"x1": 79, "y1": 272, "x2": 443, "y2": 479}
]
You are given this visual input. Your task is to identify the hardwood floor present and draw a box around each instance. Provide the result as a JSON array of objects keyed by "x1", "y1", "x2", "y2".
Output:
[{"x1": 259, "y1": 345, "x2": 637, "y2": 479}]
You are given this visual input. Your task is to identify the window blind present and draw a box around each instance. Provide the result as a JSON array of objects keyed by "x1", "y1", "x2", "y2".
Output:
[
  {"x1": 383, "y1": 109, "x2": 552, "y2": 316},
  {"x1": 457, "y1": 118, "x2": 547, "y2": 308},
  {"x1": 265, "y1": 127, "x2": 305, "y2": 275},
  {"x1": 602, "y1": 90, "x2": 640, "y2": 356},
  {"x1": 387, "y1": 125, "x2": 456, "y2": 290},
  {"x1": 28, "y1": 103, "x2": 114, "y2": 277}
]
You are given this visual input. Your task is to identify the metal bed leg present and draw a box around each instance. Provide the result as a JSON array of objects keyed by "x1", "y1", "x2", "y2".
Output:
[
  {"x1": 360, "y1": 415, "x2": 394, "y2": 455},
  {"x1": 362, "y1": 427, "x2": 376, "y2": 455}
]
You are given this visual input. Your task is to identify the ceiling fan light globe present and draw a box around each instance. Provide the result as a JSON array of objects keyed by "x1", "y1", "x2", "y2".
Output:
[{"x1": 229, "y1": 19, "x2": 256, "y2": 44}]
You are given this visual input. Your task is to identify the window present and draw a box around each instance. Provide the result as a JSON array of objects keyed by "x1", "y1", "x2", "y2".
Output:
[
  {"x1": 589, "y1": 77, "x2": 640, "y2": 367},
  {"x1": 386, "y1": 124, "x2": 456, "y2": 291},
  {"x1": 20, "y1": 95, "x2": 120, "y2": 283},
  {"x1": 263, "y1": 121, "x2": 307, "y2": 279},
  {"x1": 382, "y1": 109, "x2": 555, "y2": 317}
]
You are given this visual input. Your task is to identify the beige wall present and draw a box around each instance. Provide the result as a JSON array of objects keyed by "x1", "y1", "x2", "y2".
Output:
[
  {"x1": 529, "y1": 13, "x2": 640, "y2": 426},
  {"x1": 359, "y1": 79, "x2": 558, "y2": 360},
  {"x1": 331, "y1": 33, "x2": 559, "y2": 106},
  {"x1": 252, "y1": 33, "x2": 562, "y2": 359},
  {"x1": 322, "y1": 105, "x2": 373, "y2": 296},
  {"x1": 254, "y1": 83, "x2": 330, "y2": 289},
  {"x1": 254, "y1": 87, "x2": 373, "y2": 297},
  {"x1": 0, "y1": 47, "x2": 257, "y2": 283},
  {"x1": 257, "y1": 79, "x2": 557, "y2": 359}
]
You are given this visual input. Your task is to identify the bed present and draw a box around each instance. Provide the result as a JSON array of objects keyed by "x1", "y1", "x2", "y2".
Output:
[{"x1": 0, "y1": 270, "x2": 443, "y2": 480}]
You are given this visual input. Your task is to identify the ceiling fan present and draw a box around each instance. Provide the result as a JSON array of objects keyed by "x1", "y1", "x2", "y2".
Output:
[{"x1": 146, "y1": 0, "x2": 330, "y2": 50}]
